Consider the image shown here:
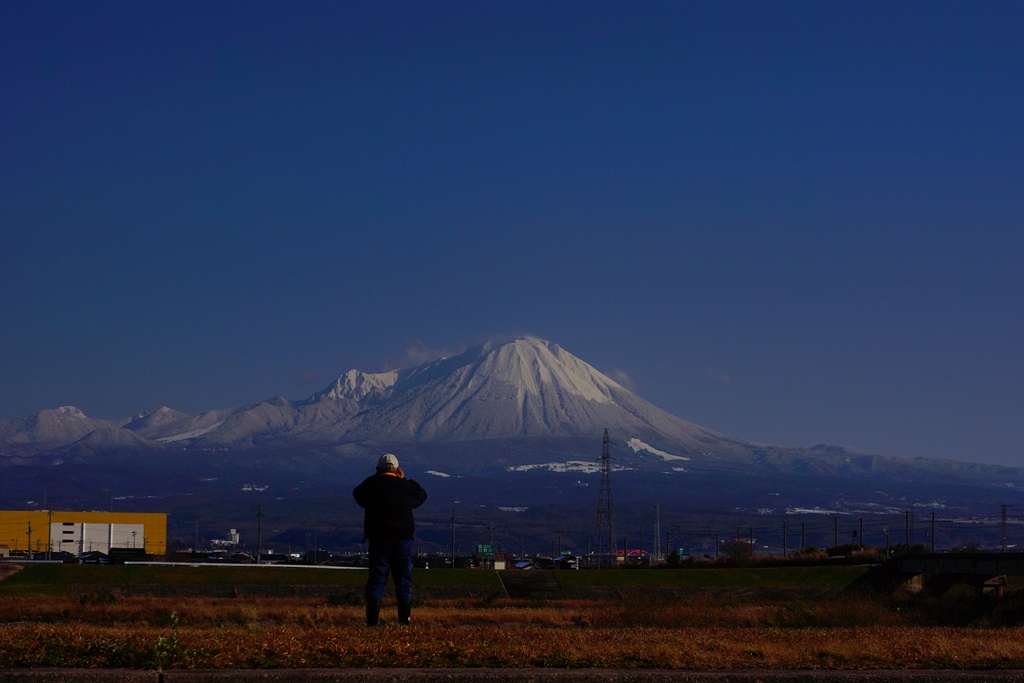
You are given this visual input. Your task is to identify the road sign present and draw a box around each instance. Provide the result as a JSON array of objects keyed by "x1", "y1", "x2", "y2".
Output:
[{"x1": 476, "y1": 543, "x2": 495, "y2": 557}]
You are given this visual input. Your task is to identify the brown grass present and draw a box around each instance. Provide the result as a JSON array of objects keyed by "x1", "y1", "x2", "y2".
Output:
[{"x1": 1, "y1": 592, "x2": 1024, "y2": 670}]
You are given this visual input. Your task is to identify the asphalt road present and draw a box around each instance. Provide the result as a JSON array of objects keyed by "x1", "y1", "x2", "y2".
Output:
[{"x1": 2, "y1": 670, "x2": 1024, "y2": 682}]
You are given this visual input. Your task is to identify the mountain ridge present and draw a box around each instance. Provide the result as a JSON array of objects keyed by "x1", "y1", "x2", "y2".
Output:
[
  {"x1": 0, "y1": 337, "x2": 743, "y2": 454},
  {"x1": 3, "y1": 337, "x2": 1024, "y2": 550},
  {"x1": 0, "y1": 337, "x2": 1017, "y2": 488}
]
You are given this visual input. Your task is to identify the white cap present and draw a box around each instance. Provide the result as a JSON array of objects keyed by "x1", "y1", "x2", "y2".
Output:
[{"x1": 376, "y1": 453, "x2": 399, "y2": 472}]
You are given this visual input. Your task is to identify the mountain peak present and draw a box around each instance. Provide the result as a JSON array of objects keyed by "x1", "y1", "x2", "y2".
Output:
[
  {"x1": 314, "y1": 336, "x2": 618, "y2": 410},
  {"x1": 3, "y1": 337, "x2": 735, "y2": 455},
  {"x1": 468, "y1": 337, "x2": 617, "y2": 405},
  {"x1": 312, "y1": 368, "x2": 399, "y2": 403},
  {"x1": 312, "y1": 335, "x2": 723, "y2": 445},
  {"x1": 49, "y1": 405, "x2": 88, "y2": 419}
]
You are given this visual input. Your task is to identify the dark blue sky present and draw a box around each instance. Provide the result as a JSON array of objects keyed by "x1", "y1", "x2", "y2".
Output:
[{"x1": 2, "y1": 1, "x2": 1022, "y2": 465}]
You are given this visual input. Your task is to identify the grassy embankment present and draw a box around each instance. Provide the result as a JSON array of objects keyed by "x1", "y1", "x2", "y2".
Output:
[{"x1": 2, "y1": 563, "x2": 1024, "y2": 670}]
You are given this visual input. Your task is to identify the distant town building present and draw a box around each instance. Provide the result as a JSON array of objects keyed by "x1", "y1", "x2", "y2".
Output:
[
  {"x1": 0, "y1": 510, "x2": 167, "y2": 556},
  {"x1": 211, "y1": 528, "x2": 240, "y2": 548}
]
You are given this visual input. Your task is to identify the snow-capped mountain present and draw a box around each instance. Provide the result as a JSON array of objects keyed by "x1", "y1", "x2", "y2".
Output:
[
  {"x1": 4, "y1": 336, "x2": 1024, "y2": 549},
  {"x1": 0, "y1": 337, "x2": 746, "y2": 454},
  {"x1": 315, "y1": 337, "x2": 749, "y2": 452},
  {"x1": 0, "y1": 406, "x2": 116, "y2": 449},
  {"x1": 1, "y1": 337, "x2": 1020, "y2": 487}
]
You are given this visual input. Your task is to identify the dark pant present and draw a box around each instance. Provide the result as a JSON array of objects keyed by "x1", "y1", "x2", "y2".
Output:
[{"x1": 365, "y1": 538, "x2": 414, "y2": 604}]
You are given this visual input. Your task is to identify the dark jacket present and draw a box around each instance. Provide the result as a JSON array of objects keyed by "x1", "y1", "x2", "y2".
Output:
[{"x1": 353, "y1": 473, "x2": 428, "y2": 542}]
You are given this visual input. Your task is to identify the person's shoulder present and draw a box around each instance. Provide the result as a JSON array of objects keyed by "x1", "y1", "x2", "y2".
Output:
[{"x1": 354, "y1": 474, "x2": 378, "y2": 489}]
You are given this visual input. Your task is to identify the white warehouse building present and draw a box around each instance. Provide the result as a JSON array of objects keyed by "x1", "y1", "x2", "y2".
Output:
[{"x1": 51, "y1": 521, "x2": 146, "y2": 554}]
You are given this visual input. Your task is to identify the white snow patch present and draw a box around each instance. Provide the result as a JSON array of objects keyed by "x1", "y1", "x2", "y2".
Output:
[
  {"x1": 498, "y1": 506, "x2": 529, "y2": 513},
  {"x1": 786, "y1": 507, "x2": 849, "y2": 516},
  {"x1": 157, "y1": 421, "x2": 225, "y2": 443},
  {"x1": 425, "y1": 470, "x2": 451, "y2": 478},
  {"x1": 508, "y1": 461, "x2": 597, "y2": 473},
  {"x1": 626, "y1": 438, "x2": 690, "y2": 461},
  {"x1": 507, "y1": 460, "x2": 633, "y2": 474}
]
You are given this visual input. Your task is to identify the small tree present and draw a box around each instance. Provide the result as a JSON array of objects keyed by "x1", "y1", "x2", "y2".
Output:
[
  {"x1": 721, "y1": 538, "x2": 753, "y2": 563},
  {"x1": 665, "y1": 549, "x2": 682, "y2": 568}
]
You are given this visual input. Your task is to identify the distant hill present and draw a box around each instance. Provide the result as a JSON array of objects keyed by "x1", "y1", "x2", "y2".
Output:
[
  {"x1": 2, "y1": 337, "x2": 750, "y2": 455},
  {"x1": 2, "y1": 337, "x2": 1022, "y2": 548}
]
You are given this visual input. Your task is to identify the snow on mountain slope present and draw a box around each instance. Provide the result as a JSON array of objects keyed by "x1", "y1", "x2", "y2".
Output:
[
  {"x1": 627, "y1": 438, "x2": 690, "y2": 461},
  {"x1": 312, "y1": 369, "x2": 399, "y2": 403},
  {"x1": 328, "y1": 337, "x2": 751, "y2": 455},
  {"x1": 1, "y1": 337, "x2": 752, "y2": 458},
  {"x1": 5, "y1": 338, "x2": 1023, "y2": 494},
  {"x1": 336, "y1": 337, "x2": 621, "y2": 440},
  {"x1": 52, "y1": 426, "x2": 167, "y2": 458},
  {"x1": 0, "y1": 406, "x2": 115, "y2": 446},
  {"x1": 123, "y1": 406, "x2": 194, "y2": 438}
]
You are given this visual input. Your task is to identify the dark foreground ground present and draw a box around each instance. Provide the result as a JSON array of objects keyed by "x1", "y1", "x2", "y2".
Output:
[{"x1": 3, "y1": 670, "x2": 1024, "y2": 682}]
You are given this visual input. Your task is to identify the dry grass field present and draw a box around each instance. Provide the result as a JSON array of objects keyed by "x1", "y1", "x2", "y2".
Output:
[{"x1": 2, "y1": 564, "x2": 1024, "y2": 670}]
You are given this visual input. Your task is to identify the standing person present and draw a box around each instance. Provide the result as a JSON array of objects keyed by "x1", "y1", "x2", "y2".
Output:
[{"x1": 353, "y1": 453, "x2": 428, "y2": 626}]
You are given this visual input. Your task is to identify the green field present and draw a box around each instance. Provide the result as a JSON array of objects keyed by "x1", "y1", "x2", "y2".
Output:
[
  {"x1": 0, "y1": 563, "x2": 504, "y2": 596},
  {"x1": 0, "y1": 562, "x2": 866, "y2": 596},
  {"x1": 556, "y1": 565, "x2": 866, "y2": 588},
  {"x1": 3, "y1": 562, "x2": 1024, "y2": 670}
]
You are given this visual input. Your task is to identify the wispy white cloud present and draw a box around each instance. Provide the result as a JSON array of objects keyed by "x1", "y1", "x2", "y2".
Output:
[
  {"x1": 383, "y1": 331, "x2": 551, "y2": 371},
  {"x1": 607, "y1": 367, "x2": 638, "y2": 392},
  {"x1": 294, "y1": 368, "x2": 319, "y2": 388},
  {"x1": 704, "y1": 366, "x2": 735, "y2": 386},
  {"x1": 384, "y1": 338, "x2": 468, "y2": 370}
]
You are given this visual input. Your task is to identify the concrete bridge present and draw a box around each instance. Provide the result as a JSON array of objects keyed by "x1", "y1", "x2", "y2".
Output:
[{"x1": 883, "y1": 551, "x2": 1024, "y2": 598}]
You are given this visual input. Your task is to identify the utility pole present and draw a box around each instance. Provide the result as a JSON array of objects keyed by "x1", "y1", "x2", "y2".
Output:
[
  {"x1": 909, "y1": 504, "x2": 916, "y2": 547},
  {"x1": 833, "y1": 516, "x2": 838, "y2": 549},
  {"x1": 930, "y1": 512, "x2": 936, "y2": 553},
  {"x1": 1001, "y1": 505, "x2": 1014, "y2": 552},
  {"x1": 450, "y1": 508, "x2": 456, "y2": 568},
  {"x1": 26, "y1": 522, "x2": 32, "y2": 560},
  {"x1": 653, "y1": 504, "x2": 661, "y2": 562},
  {"x1": 783, "y1": 521, "x2": 788, "y2": 558},
  {"x1": 256, "y1": 504, "x2": 263, "y2": 564},
  {"x1": 667, "y1": 525, "x2": 682, "y2": 559}
]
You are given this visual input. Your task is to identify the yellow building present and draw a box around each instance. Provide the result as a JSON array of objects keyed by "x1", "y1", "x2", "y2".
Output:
[{"x1": 0, "y1": 510, "x2": 167, "y2": 556}]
